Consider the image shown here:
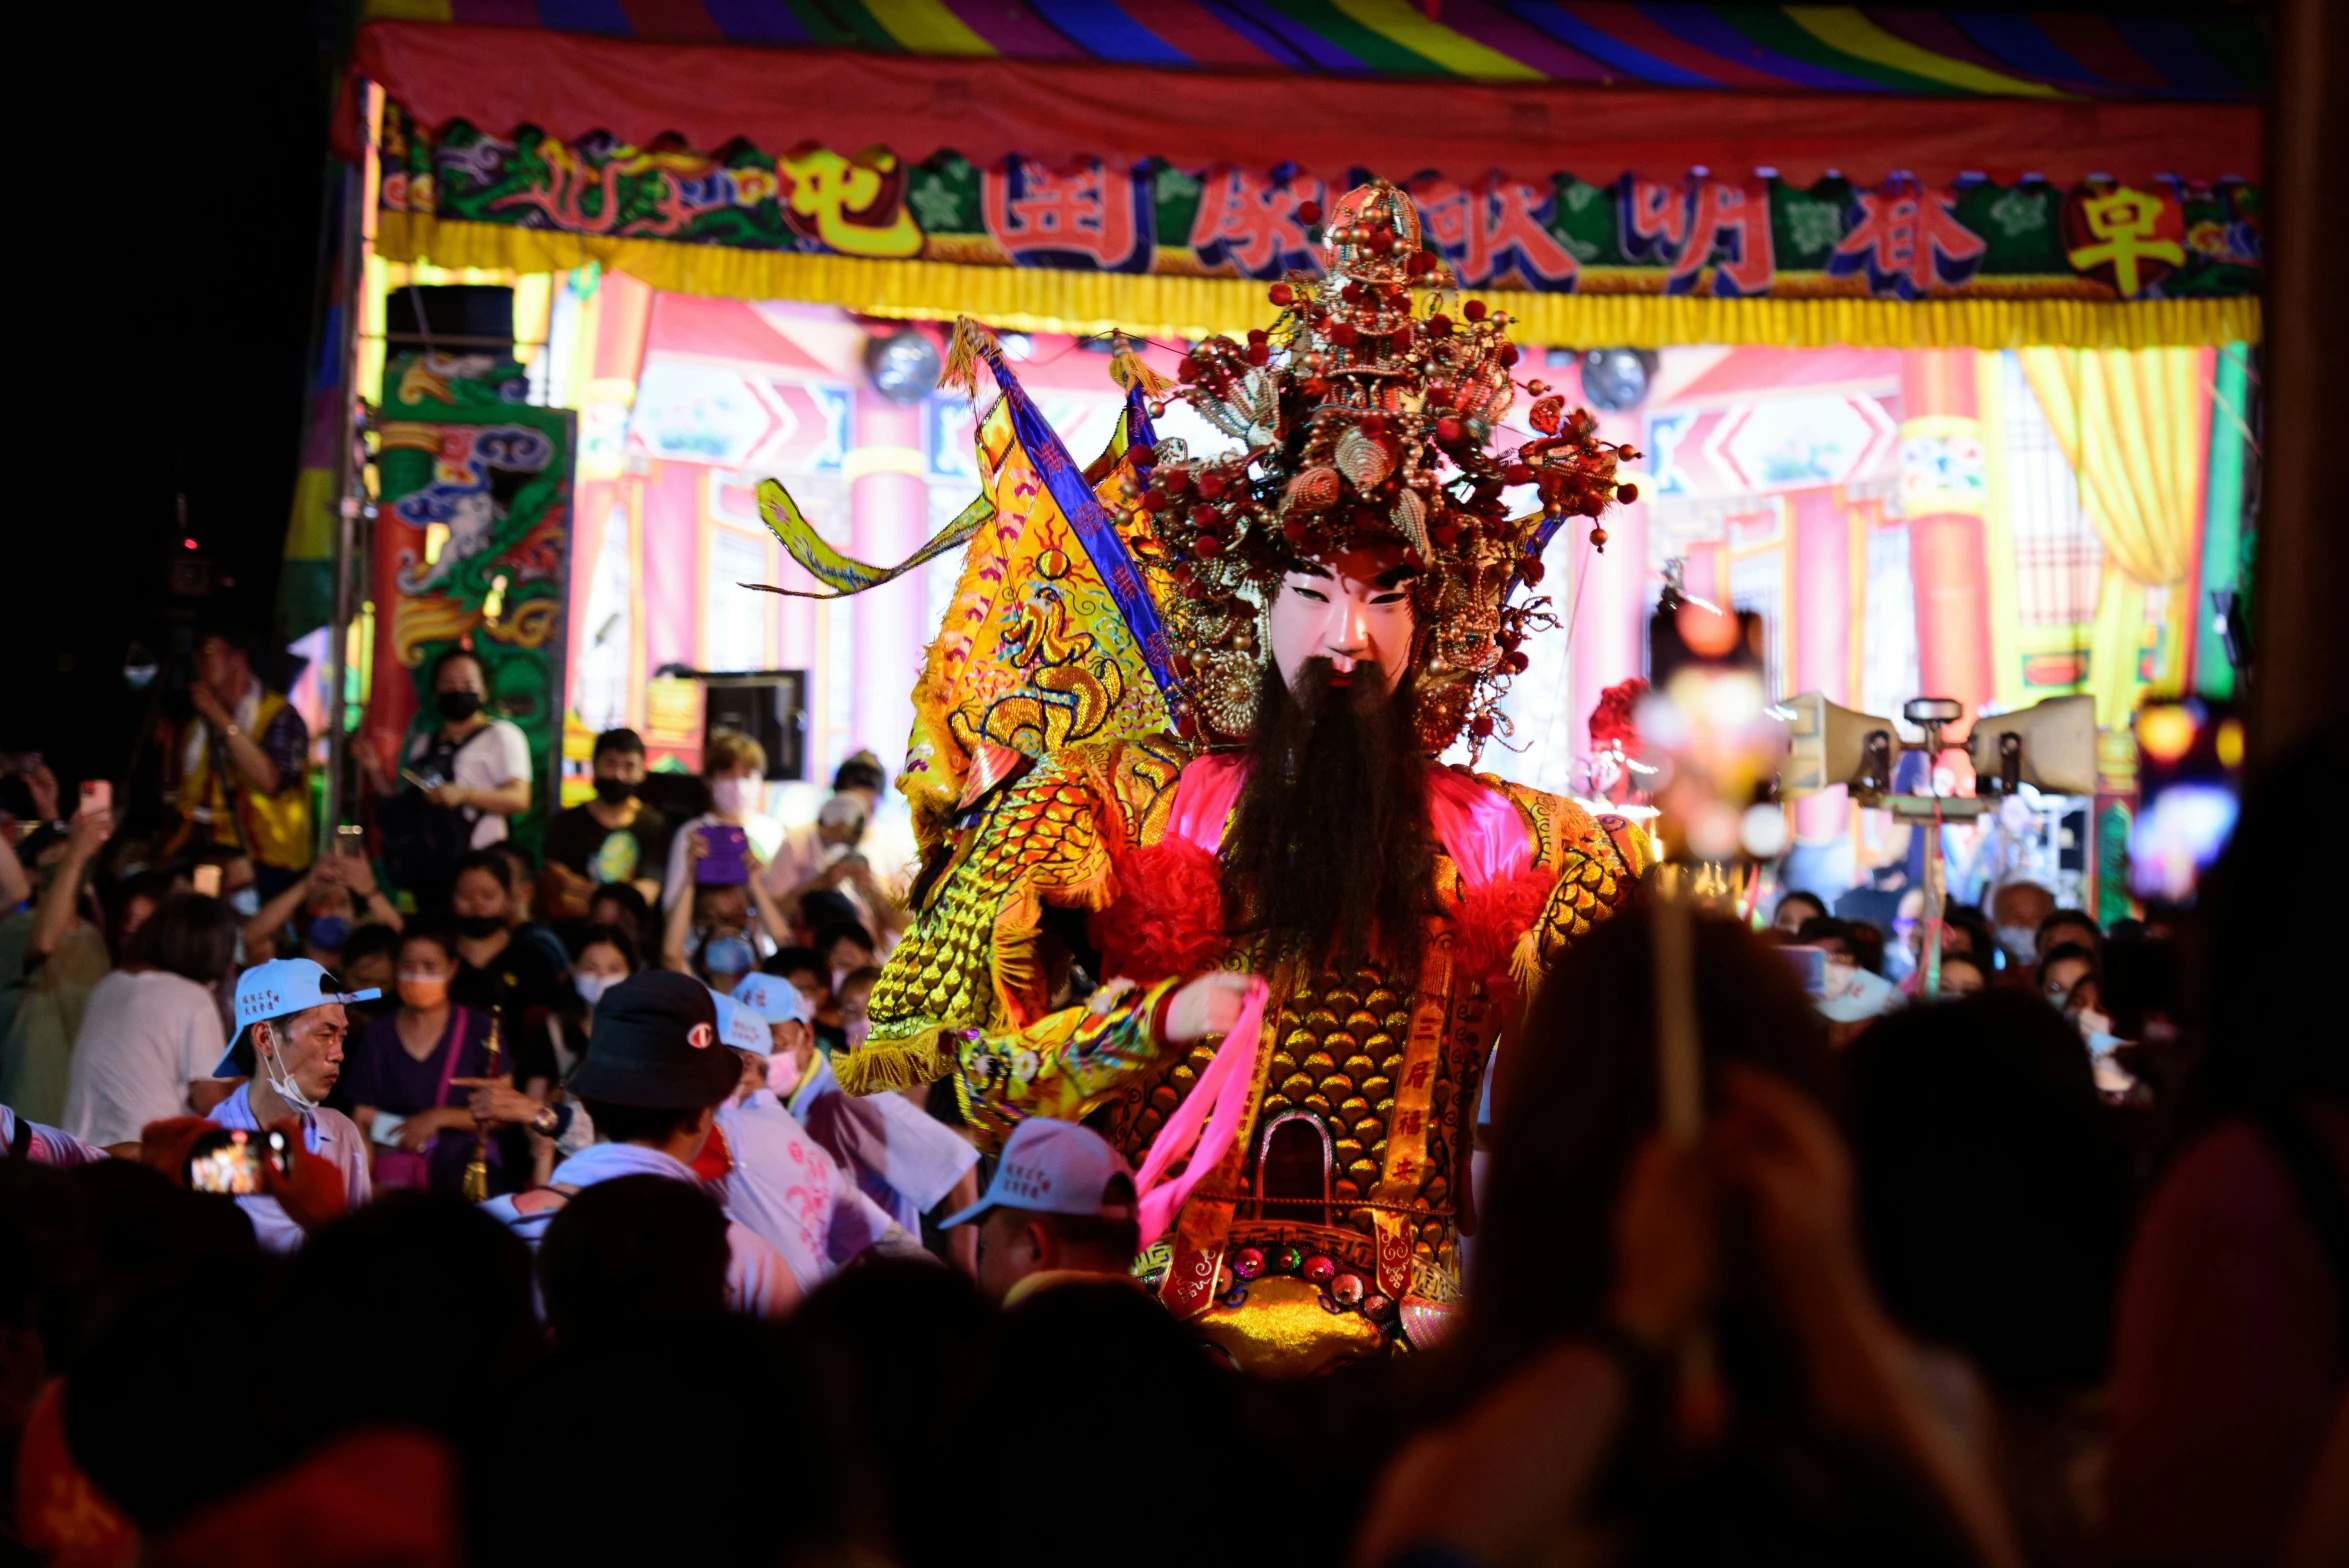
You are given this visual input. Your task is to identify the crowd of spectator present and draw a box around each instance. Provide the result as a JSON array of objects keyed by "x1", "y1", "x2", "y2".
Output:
[{"x1": 0, "y1": 686, "x2": 2340, "y2": 1566}]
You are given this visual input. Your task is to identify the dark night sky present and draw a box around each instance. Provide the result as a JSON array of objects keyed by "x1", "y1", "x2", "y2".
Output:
[{"x1": 2, "y1": 2, "x2": 341, "y2": 792}]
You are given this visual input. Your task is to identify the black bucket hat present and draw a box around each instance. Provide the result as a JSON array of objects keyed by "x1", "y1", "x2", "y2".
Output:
[{"x1": 568, "y1": 970, "x2": 740, "y2": 1110}]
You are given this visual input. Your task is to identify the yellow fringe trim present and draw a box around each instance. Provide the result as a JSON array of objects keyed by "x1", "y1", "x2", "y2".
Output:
[
  {"x1": 831, "y1": 1029, "x2": 955, "y2": 1097},
  {"x1": 379, "y1": 211, "x2": 2264, "y2": 350}
]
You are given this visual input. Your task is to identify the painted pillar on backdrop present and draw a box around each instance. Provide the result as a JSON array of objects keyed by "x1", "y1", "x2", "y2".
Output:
[
  {"x1": 1898, "y1": 351, "x2": 1995, "y2": 728},
  {"x1": 565, "y1": 269, "x2": 653, "y2": 736},
  {"x1": 848, "y1": 387, "x2": 929, "y2": 783},
  {"x1": 1568, "y1": 410, "x2": 1649, "y2": 791},
  {"x1": 1789, "y1": 486, "x2": 1856, "y2": 841}
]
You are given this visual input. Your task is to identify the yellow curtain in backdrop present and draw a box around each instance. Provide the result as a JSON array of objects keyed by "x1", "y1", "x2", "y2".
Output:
[{"x1": 2017, "y1": 347, "x2": 2214, "y2": 726}]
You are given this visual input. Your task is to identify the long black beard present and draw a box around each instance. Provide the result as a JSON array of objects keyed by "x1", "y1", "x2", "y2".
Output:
[{"x1": 1221, "y1": 658, "x2": 1434, "y2": 975}]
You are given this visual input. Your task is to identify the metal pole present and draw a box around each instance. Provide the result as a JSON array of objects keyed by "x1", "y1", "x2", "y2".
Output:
[{"x1": 320, "y1": 83, "x2": 372, "y2": 853}]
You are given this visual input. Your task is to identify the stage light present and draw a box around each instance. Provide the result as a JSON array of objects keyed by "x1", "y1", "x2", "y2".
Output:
[
  {"x1": 865, "y1": 329, "x2": 942, "y2": 406},
  {"x1": 2135, "y1": 701, "x2": 2196, "y2": 765},
  {"x1": 1579, "y1": 347, "x2": 1656, "y2": 412}
]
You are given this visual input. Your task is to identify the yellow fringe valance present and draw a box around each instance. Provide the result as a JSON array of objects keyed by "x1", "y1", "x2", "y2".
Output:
[{"x1": 378, "y1": 211, "x2": 2263, "y2": 351}]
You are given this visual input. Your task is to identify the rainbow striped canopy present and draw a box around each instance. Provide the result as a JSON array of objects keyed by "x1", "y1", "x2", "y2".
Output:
[{"x1": 368, "y1": 1, "x2": 2261, "y2": 101}]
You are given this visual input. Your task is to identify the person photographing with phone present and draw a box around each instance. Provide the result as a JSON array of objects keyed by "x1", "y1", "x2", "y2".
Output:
[
  {"x1": 366, "y1": 647, "x2": 531, "y2": 910},
  {"x1": 662, "y1": 808, "x2": 791, "y2": 993},
  {"x1": 657, "y1": 730, "x2": 778, "y2": 916},
  {"x1": 204, "y1": 958, "x2": 379, "y2": 1249},
  {"x1": 169, "y1": 621, "x2": 312, "y2": 900}
]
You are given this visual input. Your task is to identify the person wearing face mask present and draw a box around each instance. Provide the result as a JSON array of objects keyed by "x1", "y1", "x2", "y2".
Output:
[
  {"x1": 342, "y1": 924, "x2": 522, "y2": 1194},
  {"x1": 540, "y1": 729, "x2": 671, "y2": 922},
  {"x1": 698, "y1": 986, "x2": 916, "y2": 1292},
  {"x1": 204, "y1": 958, "x2": 378, "y2": 1250},
  {"x1": 660, "y1": 830, "x2": 791, "y2": 994},
  {"x1": 465, "y1": 924, "x2": 639, "y2": 1183},
  {"x1": 369, "y1": 646, "x2": 532, "y2": 911},
  {"x1": 1988, "y1": 878, "x2": 2058, "y2": 976},
  {"x1": 446, "y1": 849, "x2": 566, "y2": 1022},
  {"x1": 236, "y1": 852, "x2": 403, "y2": 969},
  {"x1": 657, "y1": 730, "x2": 779, "y2": 917}
]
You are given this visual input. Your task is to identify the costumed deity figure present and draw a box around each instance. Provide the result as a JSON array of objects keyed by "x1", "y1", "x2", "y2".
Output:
[{"x1": 756, "y1": 182, "x2": 1647, "y2": 1376}]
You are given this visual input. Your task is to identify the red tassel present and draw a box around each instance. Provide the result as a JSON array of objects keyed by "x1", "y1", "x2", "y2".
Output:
[
  {"x1": 1092, "y1": 838, "x2": 1226, "y2": 982},
  {"x1": 1452, "y1": 866, "x2": 1554, "y2": 995}
]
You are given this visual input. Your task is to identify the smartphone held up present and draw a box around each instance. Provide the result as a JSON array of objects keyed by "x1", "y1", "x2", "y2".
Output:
[{"x1": 185, "y1": 1127, "x2": 293, "y2": 1195}]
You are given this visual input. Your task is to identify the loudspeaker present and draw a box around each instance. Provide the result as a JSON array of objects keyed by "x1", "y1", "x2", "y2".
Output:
[
  {"x1": 1965, "y1": 694, "x2": 2097, "y2": 797},
  {"x1": 1782, "y1": 692, "x2": 1898, "y2": 799},
  {"x1": 703, "y1": 671, "x2": 807, "y2": 782}
]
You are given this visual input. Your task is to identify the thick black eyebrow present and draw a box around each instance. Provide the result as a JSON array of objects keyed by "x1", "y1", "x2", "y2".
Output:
[
  {"x1": 1292, "y1": 562, "x2": 1334, "y2": 579},
  {"x1": 1375, "y1": 564, "x2": 1423, "y2": 588}
]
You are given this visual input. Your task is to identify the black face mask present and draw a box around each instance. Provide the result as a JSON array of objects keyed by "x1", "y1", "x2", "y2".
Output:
[
  {"x1": 592, "y1": 777, "x2": 637, "y2": 804},
  {"x1": 457, "y1": 914, "x2": 505, "y2": 940},
  {"x1": 436, "y1": 690, "x2": 485, "y2": 723}
]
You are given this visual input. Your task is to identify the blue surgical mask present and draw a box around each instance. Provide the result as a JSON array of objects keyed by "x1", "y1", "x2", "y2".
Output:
[
  {"x1": 574, "y1": 972, "x2": 614, "y2": 1009},
  {"x1": 701, "y1": 934, "x2": 756, "y2": 979},
  {"x1": 228, "y1": 886, "x2": 261, "y2": 918}
]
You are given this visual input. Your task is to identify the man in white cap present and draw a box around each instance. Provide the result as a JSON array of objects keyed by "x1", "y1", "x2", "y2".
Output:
[
  {"x1": 731, "y1": 971, "x2": 815, "y2": 1096},
  {"x1": 941, "y1": 1118, "x2": 1140, "y2": 1305},
  {"x1": 700, "y1": 988, "x2": 914, "y2": 1293},
  {"x1": 207, "y1": 957, "x2": 379, "y2": 1250}
]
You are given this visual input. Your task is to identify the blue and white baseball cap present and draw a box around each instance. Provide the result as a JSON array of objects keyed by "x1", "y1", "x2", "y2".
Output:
[
  {"x1": 708, "y1": 990, "x2": 772, "y2": 1054},
  {"x1": 731, "y1": 971, "x2": 810, "y2": 1028},
  {"x1": 941, "y1": 1118, "x2": 1135, "y2": 1229},
  {"x1": 211, "y1": 958, "x2": 381, "y2": 1076}
]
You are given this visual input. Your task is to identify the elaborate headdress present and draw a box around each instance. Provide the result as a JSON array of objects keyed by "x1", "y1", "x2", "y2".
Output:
[
  {"x1": 1129, "y1": 179, "x2": 1637, "y2": 752},
  {"x1": 749, "y1": 180, "x2": 1639, "y2": 841}
]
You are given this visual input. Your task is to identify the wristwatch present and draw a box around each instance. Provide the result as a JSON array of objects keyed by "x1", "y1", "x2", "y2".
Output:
[{"x1": 530, "y1": 1105, "x2": 561, "y2": 1138}]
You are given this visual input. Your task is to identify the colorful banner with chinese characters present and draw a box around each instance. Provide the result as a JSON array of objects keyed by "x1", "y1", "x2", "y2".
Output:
[
  {"x1": 376, "y1": 105, "x2": 2261, "y2": 350},
  {"x1": 363, "y1": 354, "x2": 575, "y2": 857}
]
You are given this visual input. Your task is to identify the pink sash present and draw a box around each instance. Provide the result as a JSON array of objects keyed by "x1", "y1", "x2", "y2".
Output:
[{"x1": 1131, "y1": 758, "x2": 1529, "y2": 1247}]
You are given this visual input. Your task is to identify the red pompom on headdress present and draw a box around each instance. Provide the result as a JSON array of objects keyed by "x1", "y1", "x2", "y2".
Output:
[{"x1": 1589, "y1": 678, "x2": 1649, "y2": 756}]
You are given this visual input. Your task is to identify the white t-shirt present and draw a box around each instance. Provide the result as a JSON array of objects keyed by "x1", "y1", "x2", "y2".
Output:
[
  {"x1": 409, "y1": 720, "x2": 532, "y2": 848},
  {"x1": 785, "y1": 1054, "x2": 977, "y2": 1234},
  {"x1": 715, "y1": 1088, "x2": 898, "y2": 1294},
  {"x1": 207, "y1": 1081, "x2": 373, "y2": 1253},
  {"x1": 62, "y1": 970, "x2": 228, "y2": 1149}
]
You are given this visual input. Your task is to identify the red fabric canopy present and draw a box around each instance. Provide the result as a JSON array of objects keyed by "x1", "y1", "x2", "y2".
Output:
[{"x1": 351, "y1": 21, "x2": 2260, "y2": 187}]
